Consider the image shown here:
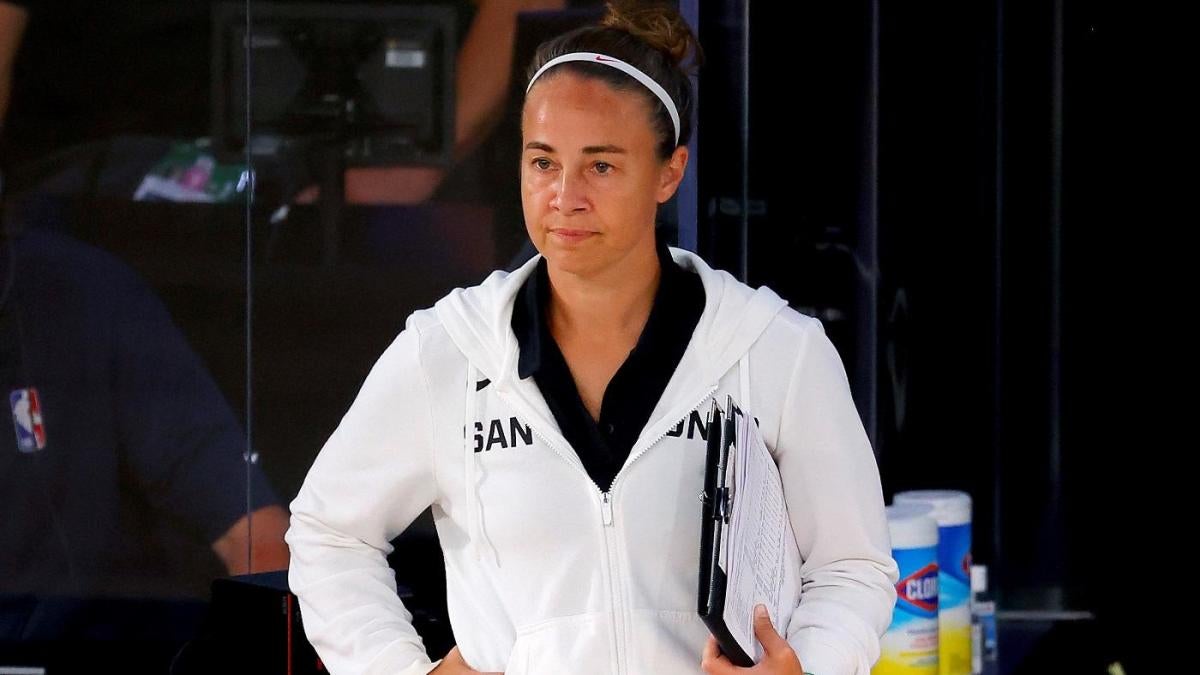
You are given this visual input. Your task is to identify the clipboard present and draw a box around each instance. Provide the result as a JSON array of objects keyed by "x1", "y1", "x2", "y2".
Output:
[{"x1": 697, "y1": 395, "x2": 754, "y2": 667}]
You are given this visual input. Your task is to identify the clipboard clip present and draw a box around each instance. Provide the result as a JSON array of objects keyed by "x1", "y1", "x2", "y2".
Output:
[
  {"x1": 701, "y1": 486, "x2": 733, "y2": 524},
  {"x1": 715, "y1": 487, "x2": 732, "y2": 524}
]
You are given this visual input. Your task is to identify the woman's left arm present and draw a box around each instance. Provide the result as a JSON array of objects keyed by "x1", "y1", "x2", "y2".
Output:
[{"x1": 772, "y1": 316, "x2": 899, "y2": 675}]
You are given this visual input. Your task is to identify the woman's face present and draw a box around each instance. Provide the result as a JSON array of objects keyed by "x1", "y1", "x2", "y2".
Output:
[{"x1": 521, "y1": 72, "x2": 688, "y2": 278}]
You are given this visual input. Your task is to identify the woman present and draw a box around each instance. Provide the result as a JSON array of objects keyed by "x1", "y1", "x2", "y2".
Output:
[{"x1": 286, "y1": 3, "x2": 898, "y2": 674}]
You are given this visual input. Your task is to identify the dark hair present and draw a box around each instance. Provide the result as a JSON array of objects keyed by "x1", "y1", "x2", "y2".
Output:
[{"x1": 525, "y1": 1, "x2": 704, "y2": 160}]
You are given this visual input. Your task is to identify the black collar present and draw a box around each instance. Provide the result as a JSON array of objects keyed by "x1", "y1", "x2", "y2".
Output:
[
  {"x1": 511, "y1": 234, "x2": 696, "y2": 381},
  {"x1": 507, "y1": 232, "x2": 706, "y2": 491}
]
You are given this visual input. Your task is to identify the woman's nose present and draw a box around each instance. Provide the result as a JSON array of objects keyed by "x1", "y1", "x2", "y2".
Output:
[{"x1": 549, "y1": 170, "x2": 590, "y2": 213}]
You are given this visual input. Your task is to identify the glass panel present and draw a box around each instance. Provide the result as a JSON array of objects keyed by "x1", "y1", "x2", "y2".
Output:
[{"x1": 1, "y1": 0, "x2": 258, "y2": 671}]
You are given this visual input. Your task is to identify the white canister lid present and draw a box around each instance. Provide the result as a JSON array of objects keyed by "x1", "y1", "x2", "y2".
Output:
[
  {"x1": 886, "y1": 502, "x2": 939, "y2": 549},
  {"x1": 893, "y1": 490, "x2": 973, "y2": 526}
]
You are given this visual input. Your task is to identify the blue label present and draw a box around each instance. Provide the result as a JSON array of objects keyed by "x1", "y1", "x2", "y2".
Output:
[
  {"x1": 938, "y1": 523, "x2": 971, "y2": 612},
  {"x1": 893, "y1": 546, "x2": 939, "y2": 619}
]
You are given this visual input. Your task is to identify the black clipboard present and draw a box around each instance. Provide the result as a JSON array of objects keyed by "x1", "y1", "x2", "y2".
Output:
[{"x1": 697, "y1": 396, "x2": 754, "y2": 667}]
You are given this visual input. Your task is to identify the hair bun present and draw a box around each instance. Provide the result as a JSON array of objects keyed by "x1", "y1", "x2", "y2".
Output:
[{"x1": 600, "y1": 1, "x2": 704, "y2": 73}]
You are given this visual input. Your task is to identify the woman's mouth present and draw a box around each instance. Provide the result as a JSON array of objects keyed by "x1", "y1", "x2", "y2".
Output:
[{"x1": 549, "y1": 228, "x2": 596, "y2": 242}]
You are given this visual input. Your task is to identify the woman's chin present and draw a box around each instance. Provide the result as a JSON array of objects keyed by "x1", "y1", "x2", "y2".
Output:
[{"x1": 541, "y1": 247, "x2": 608, "y2": 278}]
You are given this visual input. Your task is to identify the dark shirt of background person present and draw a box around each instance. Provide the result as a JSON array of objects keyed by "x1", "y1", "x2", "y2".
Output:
[{"x1": 0, "y1": 225, "x2": 289, "y2": 600}]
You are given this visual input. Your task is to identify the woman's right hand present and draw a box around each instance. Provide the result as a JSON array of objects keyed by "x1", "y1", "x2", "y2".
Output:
[{"x1": 429, "y1": 646, "x2": 503, "y2": 675}]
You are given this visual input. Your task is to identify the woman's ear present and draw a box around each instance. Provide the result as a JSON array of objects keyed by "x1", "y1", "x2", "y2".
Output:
[{"x1": 656, "y1": 145, "x2": 689, "y2": 204}]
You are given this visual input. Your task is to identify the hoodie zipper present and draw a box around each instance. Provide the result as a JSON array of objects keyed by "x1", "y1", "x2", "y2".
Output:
[
  {"x1": 506, "y1": 402, "x2": 622, "y2": 673},
  {"x1": 599, "y1": 491, "x2": 623, "y2": 674},
  {"x1": 499, "y1": 384, "x2": 719, "y2": 675},
  {"x1": 601, "y1": 384, "x2": 717, "y2": 675}
]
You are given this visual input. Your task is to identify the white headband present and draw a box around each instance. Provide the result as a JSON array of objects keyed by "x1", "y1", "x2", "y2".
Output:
[{"x1": 526, "y1": 51, "x2": 681, "y2": 146}]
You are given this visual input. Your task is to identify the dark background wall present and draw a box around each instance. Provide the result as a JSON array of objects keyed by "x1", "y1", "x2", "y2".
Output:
[{"x1": 691, "y1": 1, "x2": 1139, "y2": 670}]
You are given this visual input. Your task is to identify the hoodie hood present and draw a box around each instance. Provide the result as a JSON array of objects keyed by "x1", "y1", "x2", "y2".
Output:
[{"x1": 434, "y1": 247, "x2": 788, "y2": 394}]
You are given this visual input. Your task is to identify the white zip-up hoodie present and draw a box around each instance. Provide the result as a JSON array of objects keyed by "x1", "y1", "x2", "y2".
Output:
[{"x1": 286, "y1": 248, "x2": 899, "y2": 675}]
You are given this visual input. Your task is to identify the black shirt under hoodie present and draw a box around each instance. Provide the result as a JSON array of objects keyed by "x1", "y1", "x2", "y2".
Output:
[{"x1": 510, "y1": 234, "x2": 706, "y2": 492}]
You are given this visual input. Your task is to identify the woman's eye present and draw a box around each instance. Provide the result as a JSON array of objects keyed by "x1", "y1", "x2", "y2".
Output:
[
  {"x1": 532, "y1": 158, "x2": 552, "y2": 171},
  {"x1": 594, "y1": 162, "x2": 612, "y2": 175}
]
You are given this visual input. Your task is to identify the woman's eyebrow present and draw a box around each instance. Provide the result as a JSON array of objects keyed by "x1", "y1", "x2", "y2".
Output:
[
  {"x1": 581, "y1": 144, "x2": 627, "y2": 154},
  {"x1": 524, "y1": 141, "x2": 627, "y2": 154}
]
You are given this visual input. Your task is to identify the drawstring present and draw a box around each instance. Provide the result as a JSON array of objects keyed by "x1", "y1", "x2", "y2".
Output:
[
  {"x1": 463, "y1": 363, "x2": 501, "y2": 566},
  {"x1": 463, "y1": 364, "x2": 479, "y2": 562}
]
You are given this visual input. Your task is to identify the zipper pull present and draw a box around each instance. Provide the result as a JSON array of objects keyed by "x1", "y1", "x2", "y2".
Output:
[{"x1": 601, "y1": 492, "x2": 614, "y2": 526}]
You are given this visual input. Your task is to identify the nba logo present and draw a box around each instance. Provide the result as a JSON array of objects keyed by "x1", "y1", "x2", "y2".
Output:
[{"x1": 10, "y1": 387, "x2": 47, "y2": 453}]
